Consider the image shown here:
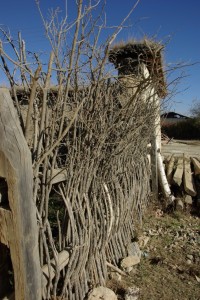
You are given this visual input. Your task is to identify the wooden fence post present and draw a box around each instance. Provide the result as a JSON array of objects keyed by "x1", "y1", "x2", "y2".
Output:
[
  {"x1": 151, "y1": 134, "x2": 158, "y2": 198},
  {"x1": 0, "y1": 88, "x2": 41, "y2": 299}
]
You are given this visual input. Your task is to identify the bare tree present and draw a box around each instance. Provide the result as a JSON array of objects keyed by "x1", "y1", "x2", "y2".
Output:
[{"x1": 190, "y1": 100, "x2": 200, "y2": 119}]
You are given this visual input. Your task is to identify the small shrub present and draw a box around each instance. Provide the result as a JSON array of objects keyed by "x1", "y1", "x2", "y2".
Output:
[{"x1": 162, "y1": 118, "x2": 200, "y2": 140}]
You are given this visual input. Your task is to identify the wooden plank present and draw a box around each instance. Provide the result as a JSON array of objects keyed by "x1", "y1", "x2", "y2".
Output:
[
  {"x1": 0, "y1": 88, "x2": 41, "y2": 300},
  {"x1": 191, "y1": 157, "x2": 200, "y2": 175},
  {"x1": 166, "y1": 154, "x2": 175, "y2": 185},
  {"x1": 183, "y1": 156, "x2": 196, "y2": 197},
  {"x1": 48, "y1": 168, "x2": 68, "y2": 184},
  {"x1": 173, "y1": 157, "x2": 183, "y2": 187}
]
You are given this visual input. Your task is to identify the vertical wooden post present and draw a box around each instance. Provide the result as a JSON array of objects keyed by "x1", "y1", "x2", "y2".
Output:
[
  {"x1": 151, "y1": 92, "x2": 161, "y2": 199},
  {"x1": 151, "y1": 134, "x2": 158, "y2": 198},
  {"x1": 0, "y1": 88, "x2": 41, "y2": 299}
]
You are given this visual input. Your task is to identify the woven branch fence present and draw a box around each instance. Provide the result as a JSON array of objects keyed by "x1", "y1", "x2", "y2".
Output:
[
  {"x1": 29, "y1": 77, "x2": 154, "y2": 299},
  {"x1": 0, "y1": 75, "x2": 157, "y2": 300}
]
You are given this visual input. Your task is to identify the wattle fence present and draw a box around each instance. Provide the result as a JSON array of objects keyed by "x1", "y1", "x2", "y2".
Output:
[{"x1": 0, "y1": 41, "x2": 164, "y2": 300}]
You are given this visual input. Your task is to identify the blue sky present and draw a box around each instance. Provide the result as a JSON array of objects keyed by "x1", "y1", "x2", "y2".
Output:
[{"x1": 0, "y1": 0, "x2": 200, "y2": 116}]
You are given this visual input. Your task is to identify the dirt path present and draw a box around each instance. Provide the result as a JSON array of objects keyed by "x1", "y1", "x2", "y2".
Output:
[{"x1": 162, "y1": 140, "x2": 200, "y2": 158}]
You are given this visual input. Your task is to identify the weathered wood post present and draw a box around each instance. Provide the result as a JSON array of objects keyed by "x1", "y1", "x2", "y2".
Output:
[{"x1": 0, "y1": 88, "x2": 41, "y2": 299}]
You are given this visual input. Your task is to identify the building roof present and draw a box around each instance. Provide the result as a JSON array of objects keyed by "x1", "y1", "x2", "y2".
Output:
[{"x1": 161, "y1": 112, "x2": 190, "y2": 119}]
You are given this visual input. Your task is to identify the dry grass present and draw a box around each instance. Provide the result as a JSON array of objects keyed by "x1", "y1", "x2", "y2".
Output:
[
  {"x1": 106, "y1": 196, "x2": 200, "y2": 300},
  {"x1": 117, "y1": 205, "x2": 200, "y2": 300}
]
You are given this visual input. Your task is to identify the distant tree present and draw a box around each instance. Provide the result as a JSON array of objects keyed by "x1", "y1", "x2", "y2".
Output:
[{"x1": 190, "y1": 100, "x2": 200, "y2": 119}]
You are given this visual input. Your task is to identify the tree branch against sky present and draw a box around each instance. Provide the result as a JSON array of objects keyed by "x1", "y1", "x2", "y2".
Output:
[
  {"x1": 0, "y1": 0, "x2": 200, "y2": 115},
  {"x1": 191, "y1": 100, "x2": 200, "y2": 119}
]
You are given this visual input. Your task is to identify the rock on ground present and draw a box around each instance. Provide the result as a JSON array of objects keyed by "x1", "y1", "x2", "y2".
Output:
[
  {"x1": 127, "y1": 242, "x2": 141, "y2": 258},
  {"x1": 185, "y1": 195, "x2": 193, "y2": 205},
  {"x1": 88, "y1": 286, "x2": 117, "y2": 300},
  {"x1": 121, "y1": 255, "x2": 140, "y2": 269}
]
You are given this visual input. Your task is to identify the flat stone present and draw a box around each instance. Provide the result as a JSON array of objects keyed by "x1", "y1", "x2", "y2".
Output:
[
  {"x1": 88, "y1": 287, "x2": 117, "y2": 300},
  {"x1": 185, "y1": 195, "x2": 193, "y2": 205},
  {"x1": 127, "y1": 242, "x2": 141, "y2": 258},
  {"x1": 121, "y1": 256, "x2": 140, "y2": 269},
  {"x1": 109, "y1": 271, "x2": 122, "y2": 281}
]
